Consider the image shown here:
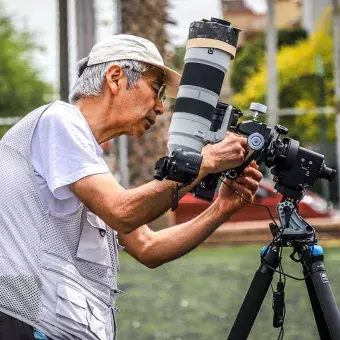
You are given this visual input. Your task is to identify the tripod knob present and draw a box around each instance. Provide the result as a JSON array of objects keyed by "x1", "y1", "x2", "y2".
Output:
[
  {"x1": 275, "y1": 125, "x2": 289, "y2": 135},
  {"x1": 250, "y1": 102, "x2": 267, "y2": 114},
  {"x1": 250, "y1": 103, "x2": 267, "y2": 120}
]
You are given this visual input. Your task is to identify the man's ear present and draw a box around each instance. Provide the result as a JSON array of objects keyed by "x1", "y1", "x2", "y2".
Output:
[{"x1": 106, "y1": 64, "x2": 124, "y2": 95}]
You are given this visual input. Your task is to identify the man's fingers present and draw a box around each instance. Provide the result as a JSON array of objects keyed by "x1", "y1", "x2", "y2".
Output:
[
  {"x1": 225, "y1": 131, "x2": 248, "y2": 146},
  {"x1": 234, "y1": 176, "x2": 259, "y2": 194},
  {"x1": 238, "y1": 136, "x2": 248, "y2": 148},
  {"x1": 243, "y1": 161, "x2": 259, "y2": 171},
  {"x1": 242, "y1": 167, "x2": 263, "y2": 182},
  {"x1": 249, "y1": 160, "x2": 259, "y2": 169},
  {"x1": 231, "y1": 182, "x2": 254, "y2": 201}
]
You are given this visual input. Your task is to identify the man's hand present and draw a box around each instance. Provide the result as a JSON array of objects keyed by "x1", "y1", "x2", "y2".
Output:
[
  {"x1": 215, "y1": 161, "x2": 263, "y2": 218},
  {"x1": 200, "y1": 132, "x2": 248, "y2": 177},
  {"x1": 119, "y1": 161, "x2": 263, "y2": 268}
]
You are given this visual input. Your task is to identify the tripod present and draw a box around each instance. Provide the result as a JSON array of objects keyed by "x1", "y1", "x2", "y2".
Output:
[{"x1": 227, "y1": 198, "x2": 340, "y2": 340}]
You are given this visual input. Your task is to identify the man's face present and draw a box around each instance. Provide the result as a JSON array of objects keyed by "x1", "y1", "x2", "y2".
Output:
[{"x1": 119, "y1": 66, "x2": 166, "y2": 138}]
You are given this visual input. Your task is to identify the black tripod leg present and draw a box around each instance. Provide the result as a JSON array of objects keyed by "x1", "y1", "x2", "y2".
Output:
[
  {"x1": 303, "y1": 268, "x2": 331, "y2": 340},
  {"x1": 227, "y1": 246, "x2": 280, "y2": 340},
  {"x1": 301, "y1": 245, "x2": 340, "y2": 340}
]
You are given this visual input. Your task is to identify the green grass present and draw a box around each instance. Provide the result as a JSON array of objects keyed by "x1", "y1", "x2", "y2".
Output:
[{"x1": 116, "y1": 245, "x2": 340, "y2": 340}]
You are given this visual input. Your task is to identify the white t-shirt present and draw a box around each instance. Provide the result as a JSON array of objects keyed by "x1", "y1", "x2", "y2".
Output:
[{"x1": 30, "y1": 101, "x2": 110, "y2": 213}]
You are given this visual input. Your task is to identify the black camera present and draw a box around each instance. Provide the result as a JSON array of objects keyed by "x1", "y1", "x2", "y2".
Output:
[
  {"x1": 266, "y1": 137, "x2": 336, "y2": 200},
  {"x1": 195, "y1": 102, "x2": 336, "y2": 202}
]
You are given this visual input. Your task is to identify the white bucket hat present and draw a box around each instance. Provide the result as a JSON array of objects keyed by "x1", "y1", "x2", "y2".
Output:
[{"x1": 86, "y1": 34, "x2": 181, "y2": 98}]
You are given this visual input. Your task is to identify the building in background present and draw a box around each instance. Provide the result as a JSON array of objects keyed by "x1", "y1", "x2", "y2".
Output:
[
  {"x1": 222, "y1": 0, "x2": 300, "y2": 45},
  {"x1": 219, "y1": 0, "x2": 332, "y2": 100},
  {"x1": 222, "y1": 0, "x2": 333, "y2": 45},
  {"x1": 222, "y1": 0, "x2": 267, "y2": 45}
]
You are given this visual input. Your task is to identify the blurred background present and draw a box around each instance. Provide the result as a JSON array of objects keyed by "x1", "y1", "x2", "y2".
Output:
[{"x1": 1, "y1": 0, "x2": 340, "y2": 339}]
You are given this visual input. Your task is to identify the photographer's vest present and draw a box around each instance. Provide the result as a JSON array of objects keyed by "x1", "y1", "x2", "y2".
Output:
[{"x1": 0, "y1": 105, "x2": 121, "y2": 340}]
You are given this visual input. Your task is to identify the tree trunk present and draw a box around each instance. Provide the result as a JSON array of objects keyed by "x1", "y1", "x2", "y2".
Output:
[{"x1": 121, "y1": 0, "x2": 172, "y2": 187}]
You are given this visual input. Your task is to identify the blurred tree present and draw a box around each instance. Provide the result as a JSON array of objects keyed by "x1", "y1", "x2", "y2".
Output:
[
  {"x1": 121, "y1": 0, "x2": 175, "y2": 57},
  {"x1": 170, "y1": 46, "x2": 186, "y2": 73},
  {"x1": 0, "y1": 5, "x2": 53, "y2": 120},
  {"x1": 232, "y1": 7, "x2": 335, "y2": 143},
  {"x1": 121, "y1": 0, "x2": 175, "y2": 187},
  {"x1": 230, "y1": 27, "x2": 308, "y2": 94}
]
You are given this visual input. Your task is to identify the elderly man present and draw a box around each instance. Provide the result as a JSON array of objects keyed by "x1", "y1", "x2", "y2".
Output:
[{"x1": 0, "y1": 35, "x2": 262, "y2": 340}]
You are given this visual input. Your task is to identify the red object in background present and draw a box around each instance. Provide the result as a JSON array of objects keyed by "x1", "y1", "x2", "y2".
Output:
[
  {"x1": 174, "y1": 179, "x2": 334, "y2": 224},
  {"x1": 101, "y1": 141, "x2": 110, "y2": 156}
]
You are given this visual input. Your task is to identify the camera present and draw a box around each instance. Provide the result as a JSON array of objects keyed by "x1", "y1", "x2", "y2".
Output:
[
  {"x1": 154, "y1": 17, "x2": 336, "y2": 206},
  {"x1": 155, "y1": 99, "x2": 336, "y2": 204}
]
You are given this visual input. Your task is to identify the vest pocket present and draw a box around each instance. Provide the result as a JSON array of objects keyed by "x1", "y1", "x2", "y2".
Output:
[
  {"x1": 76, "y1": 211, "x2": 112, "y2": 268},
  {"x1": 87, "y1": 299, "x2": 106, "y2": 340},
  {"x1": 41, "y1": 253, "x2": 117, "y2": 340},
  {"x1": 54, "y1": 281, "x2": 109, "y2": 340},
  {"x1": 56, "y1": 283, "x2": 88, "y2": 326}
]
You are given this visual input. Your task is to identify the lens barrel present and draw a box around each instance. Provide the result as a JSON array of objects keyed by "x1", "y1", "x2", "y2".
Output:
[{"x1": 168, "y1": 18, "x2": 241, "y2": 155}]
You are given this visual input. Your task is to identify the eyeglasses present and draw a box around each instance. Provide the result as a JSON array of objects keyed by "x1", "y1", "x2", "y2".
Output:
[
  {"x1": 125, "y1": 66, "x2": 167, "y2": 104},
  {"x1": 143, "y1": 75, "x2": 167, "y2": 104}
]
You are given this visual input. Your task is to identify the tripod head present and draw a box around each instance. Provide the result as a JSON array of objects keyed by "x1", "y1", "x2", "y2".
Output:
[
  {"x1": 224, "y1": 103, "x2": 336, "y2": 199},
  {"x1": 270, "y1": 197, "x2": 315, "y2": 248},
  {"x1": 188, "y1": 101, "x2": 335, "y2": 204}
]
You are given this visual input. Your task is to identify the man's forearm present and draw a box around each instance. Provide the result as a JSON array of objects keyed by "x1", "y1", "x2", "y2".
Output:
[
  {"x1": 117, "y1": 174, "x2": 204, "y2": 231},
  {"x1": 137, "y1": 200, "x2": 229, "y2": 268},
  {"x1": 116, "y1": 154, "x2": 214, "y2": 231},
  {"x1": 70, "y1": 156, "x2": 213, "y2": 234}
]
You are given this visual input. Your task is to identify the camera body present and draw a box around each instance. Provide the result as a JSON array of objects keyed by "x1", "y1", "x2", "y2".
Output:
[{"x1": 225, "y1": 104, "x2": 336, "y2": 201}]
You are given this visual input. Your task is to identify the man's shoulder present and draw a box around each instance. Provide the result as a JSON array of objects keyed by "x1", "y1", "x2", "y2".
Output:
[
  {"x1": 41, "y1": 100, "x2": 83, "y2": 121},
  {"x1": 38, "y1": 100, "x2": 90, "y2": 132}
]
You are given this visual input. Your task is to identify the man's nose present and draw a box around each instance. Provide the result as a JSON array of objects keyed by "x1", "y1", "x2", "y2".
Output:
[{"x1": 154, "y1": 100, "x2": 165, "y2": 116}]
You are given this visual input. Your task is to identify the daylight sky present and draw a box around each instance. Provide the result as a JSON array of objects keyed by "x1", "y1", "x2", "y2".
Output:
[{"x1": 1, "y1": 0, "x2": 267, "y2": 86}]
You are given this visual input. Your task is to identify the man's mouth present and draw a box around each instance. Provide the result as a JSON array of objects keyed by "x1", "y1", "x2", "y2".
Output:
[{"x1": 146, "y1": 118, "x2": 155, "y2": 125}]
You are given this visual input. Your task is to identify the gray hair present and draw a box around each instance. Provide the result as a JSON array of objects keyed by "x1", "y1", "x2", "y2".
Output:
[{"x1": 68, "y1": 58, "x2": 150, "y2": 104}]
